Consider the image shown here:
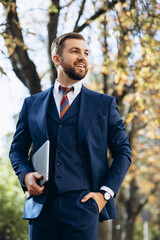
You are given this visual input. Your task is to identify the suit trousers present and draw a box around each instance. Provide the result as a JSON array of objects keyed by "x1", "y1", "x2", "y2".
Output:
[{"x1": 29, "y1": 190, "x2": 99, "y2": 240}]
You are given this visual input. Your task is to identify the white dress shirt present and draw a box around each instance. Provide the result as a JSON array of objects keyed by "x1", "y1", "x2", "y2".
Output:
[
  {"x1": 53, "y1": 79, "x2": 114, "y2": 198},
  {"x1": 53, "y1": 79, "x2": 83, "y2": 116}
]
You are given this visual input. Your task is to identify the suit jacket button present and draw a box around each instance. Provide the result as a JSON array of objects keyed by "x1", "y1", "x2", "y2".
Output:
[{"x1": 59, "y1": 124, "x2": 63, "y2": 128}]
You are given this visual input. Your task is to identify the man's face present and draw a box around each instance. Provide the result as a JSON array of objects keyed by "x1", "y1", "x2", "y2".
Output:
[{"x1": 59, "y1": 39, "x2": 89, "y2": 81}]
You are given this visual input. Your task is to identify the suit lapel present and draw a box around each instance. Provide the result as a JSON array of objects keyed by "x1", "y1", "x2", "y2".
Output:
[
  {"x1": 31, "y1": 85, "x2": 54, "y2": 140},
  {"x1": 78, "y1": 85, "x2": 103, "y2": 145},
  {"x1": 47, "y1": 94, "x2": 60, "y2": 122},
  {"x1": 30, "y1": 84, "x2": 102, "y2": 144}
]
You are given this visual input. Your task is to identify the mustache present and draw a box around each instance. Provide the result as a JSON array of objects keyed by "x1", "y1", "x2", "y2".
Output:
[{"x1": 74, "y1": 60, "x2": 87, "y2": 67}]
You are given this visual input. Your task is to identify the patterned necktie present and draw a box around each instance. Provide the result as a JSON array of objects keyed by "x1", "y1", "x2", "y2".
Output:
[{"x1": 59, "y1": 86, "x2": 74, "y2": 119}]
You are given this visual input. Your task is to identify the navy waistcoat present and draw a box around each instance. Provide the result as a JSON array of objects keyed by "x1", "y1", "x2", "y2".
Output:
[{"x1": 46, "y1": 93, "x2": 91, "y2": 194}]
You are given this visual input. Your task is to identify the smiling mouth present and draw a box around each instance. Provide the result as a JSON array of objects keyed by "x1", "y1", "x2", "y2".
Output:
[{"x1": 75, "y1": 64, "x2": 85, "y2": 69}]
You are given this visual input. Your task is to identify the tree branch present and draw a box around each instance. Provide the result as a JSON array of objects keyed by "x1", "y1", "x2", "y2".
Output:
[
  {"x1": 129, "y1": 0, "x2": 136, "y2": 10},
  {"x1": 3, "y1": 0, "x2": 41, "y2": 95},
  {"x1": 74, "y1": 7, "x2": 106, "y2": 32},
  {"x1": 60, "y1": 0, "x2": 76, "y2": 9},
  {"x1": 112, "y1": 80, "x2": 137, "y2": 106},
  {"x1": 135, "y1": 181, "x2": 160, "y2": 218},
  {"x1": 73, "y1": 0, "x2": 86, "y2": 32}
]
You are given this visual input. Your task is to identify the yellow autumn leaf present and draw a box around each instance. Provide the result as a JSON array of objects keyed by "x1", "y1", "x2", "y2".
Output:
[
  {"x1": 126, "y1": 112, "x2": 135, "y2": 123},
  {"x1": 8, "y1": 47, "x2": 15, "y2": 56},
  {"x1": 102, "y1": 66, "x2": 109, "y2": 74}
]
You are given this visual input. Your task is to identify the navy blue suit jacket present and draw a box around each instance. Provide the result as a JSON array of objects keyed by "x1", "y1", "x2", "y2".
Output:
[{"x1": 9, "y1": 84, "x2": 131, "y2": 221}]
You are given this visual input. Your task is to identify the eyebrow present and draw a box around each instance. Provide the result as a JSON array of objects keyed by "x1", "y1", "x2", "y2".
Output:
[{"x1": 69, "y1": 47, "x2": 89, "y2": 52}]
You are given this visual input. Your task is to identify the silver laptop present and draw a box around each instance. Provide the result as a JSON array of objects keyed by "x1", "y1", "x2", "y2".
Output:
[{"x1": 31, "y1": 140, "x2": 50, "y2": 186}]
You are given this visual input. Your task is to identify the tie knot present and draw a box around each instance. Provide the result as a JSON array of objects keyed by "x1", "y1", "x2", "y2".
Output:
[{"x1": 59, "y1": 86, "x2": 74, "y2": 95}]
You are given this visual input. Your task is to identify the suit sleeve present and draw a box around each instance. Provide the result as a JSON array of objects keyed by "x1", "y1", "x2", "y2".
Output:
[
  {"x1": 9, "y1": 98, "x2": 33, "y2": 191},
  {"x1": 103, "y1": 97, "x2": 131, "y2": 196}
]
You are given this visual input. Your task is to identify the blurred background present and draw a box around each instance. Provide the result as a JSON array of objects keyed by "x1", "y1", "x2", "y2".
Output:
[{"x1": 0, "y1": 0, "x2": 160, "y2": 239}]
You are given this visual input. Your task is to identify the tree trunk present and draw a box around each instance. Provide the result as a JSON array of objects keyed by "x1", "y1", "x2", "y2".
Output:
[
  {"x1": 4, "y1": 0, "x2": 41, "y2": 94},
  {"x1": 98, "y1": 221, "x2": 108, "y2": 240},
  {"x1": 125, "y1": 218, "x2": 135, "y2": 240},
  {"x1": 102, "y1": 14, "x2": 109, "y2": 95},
  {"x1": 112, "y1": 219, "x2": 118, "y2": 240},
  {"x1": 47, "y1": 0, "x2": 60, "y2": 84}
]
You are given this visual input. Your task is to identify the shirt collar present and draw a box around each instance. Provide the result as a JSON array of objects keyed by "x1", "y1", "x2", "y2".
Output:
[{"x1": 54, "y1": 79, "x2": 83, "y2": 96}]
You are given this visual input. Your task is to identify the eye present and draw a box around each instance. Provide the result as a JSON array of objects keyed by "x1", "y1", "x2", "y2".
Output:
[
  {"x1": 84, "y1": 52, "x2": 89, "y2": 56},
  {"x1": 71, "y1": 50, "x2": 78, "y2": 53}
]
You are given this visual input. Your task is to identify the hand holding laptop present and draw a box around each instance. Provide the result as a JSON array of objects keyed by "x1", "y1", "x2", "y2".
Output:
[
  {"x1": 25, "y1": 140, "x2": 50, "y2": 199},
  {"x1": 24, "y1": 172, "x2": 44, "y2": 196}
]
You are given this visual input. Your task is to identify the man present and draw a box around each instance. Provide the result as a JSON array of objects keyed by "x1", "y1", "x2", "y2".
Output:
[{"x1": 9, "y1": 32, "x2": 131, "y2": 240}]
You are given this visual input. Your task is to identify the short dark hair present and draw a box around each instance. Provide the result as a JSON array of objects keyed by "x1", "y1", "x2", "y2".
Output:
[{"x1": 51, "y1": 32, "x2": 85, "y2": 60}]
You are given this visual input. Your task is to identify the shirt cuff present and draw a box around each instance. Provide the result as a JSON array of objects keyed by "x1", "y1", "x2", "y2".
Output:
[{"x1": 100, "y1": 186, "x2": 114, "y2": 198}]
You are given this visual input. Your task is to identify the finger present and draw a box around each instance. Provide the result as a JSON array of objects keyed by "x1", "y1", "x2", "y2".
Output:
[
  {"x1": 33, "y1": 172, "x2": 43, "y2": 179},
  {"x1": 81, "y1": 192, "x2": 93, "y2": 202},
  {"x1": 29, "y1": 184, "x2": 44, "y2": 195},
  {"x1": 32, "y1": 181, "x2": 44, "y2": 191},
  {"x1": 28, "y1": 178, "x2": 45, "y2": 194},
  {"x1": 34, "y1": 185, "x2": 44, "y2": 195}
]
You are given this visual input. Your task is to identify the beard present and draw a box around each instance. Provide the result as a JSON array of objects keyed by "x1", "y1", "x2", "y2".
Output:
[{"x1": 61, "y1": 60, "x2": 88, "y2": 81}]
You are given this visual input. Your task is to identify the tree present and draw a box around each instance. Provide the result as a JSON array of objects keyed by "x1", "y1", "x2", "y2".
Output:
[
  {"x1": 0, "y1": 0, "x2": 111, "y2": 94},
  {"x1": 96, "y1": 1, "x2": 160, "y2": 239},
  {"x1": 0, "y1": 0, "x2": 160, "y2": 239},
  {"x1": 0, "y1": 133, "x2": 28, "y2": 239}
]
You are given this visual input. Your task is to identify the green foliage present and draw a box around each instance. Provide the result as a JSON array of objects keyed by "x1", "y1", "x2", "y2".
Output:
[
  {"x1": 96, "y1": 1, "x2": 160, "y2": 239},
  {"x1": 0, "y1": 0, "x2": 160, "y2": 239},
  {"x1": 0, "y1": 157, "x2": 28, "y2": 240},
  {"x1": 48, "y1": 2, "x2": 59, "y2": 14},
  {"x1": 134, "y1": 221, "x2": 143, "y2": 240}
]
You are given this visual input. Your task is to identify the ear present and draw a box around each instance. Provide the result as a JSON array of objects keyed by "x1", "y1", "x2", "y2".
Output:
[{"x1": 52, "y1": 55, "x2": 61, "y2": 66}]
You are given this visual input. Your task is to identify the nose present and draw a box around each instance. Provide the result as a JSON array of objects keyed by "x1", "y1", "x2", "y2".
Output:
[{"x1": 77, "y1": 52, "x2": 87, "y2": 61}]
